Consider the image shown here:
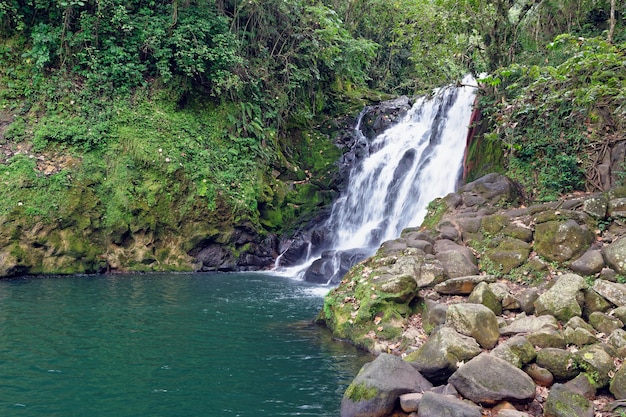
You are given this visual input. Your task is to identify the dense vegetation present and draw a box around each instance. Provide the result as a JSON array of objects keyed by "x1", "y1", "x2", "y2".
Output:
[{"x1": 0, "y1": 0, "x2": 624, "y2": 273}]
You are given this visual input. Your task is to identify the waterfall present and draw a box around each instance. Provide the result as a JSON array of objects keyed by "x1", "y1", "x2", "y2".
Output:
[{"x1": 276, "y1": 75, "x2": 478, "y2": 283}]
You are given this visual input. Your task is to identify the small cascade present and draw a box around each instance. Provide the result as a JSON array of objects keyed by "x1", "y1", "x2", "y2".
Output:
[{"x1": 275, "y1": 75, "x2": 478, "y2": 283}]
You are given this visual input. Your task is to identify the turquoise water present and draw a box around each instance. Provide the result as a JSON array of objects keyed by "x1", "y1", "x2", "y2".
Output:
[{"x1": 0, "y1": 273, "x2": 371, "y2": 416}]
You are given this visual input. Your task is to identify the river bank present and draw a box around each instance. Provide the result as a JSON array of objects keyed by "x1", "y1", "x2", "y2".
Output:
[{"x1": 318, "y1": 173, "x2": 626, "y2": 417}]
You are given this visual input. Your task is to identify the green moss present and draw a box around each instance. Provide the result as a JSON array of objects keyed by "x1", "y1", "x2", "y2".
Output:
[{"x1": 344, "y1": 382, "x2": 378, "y2": 402}]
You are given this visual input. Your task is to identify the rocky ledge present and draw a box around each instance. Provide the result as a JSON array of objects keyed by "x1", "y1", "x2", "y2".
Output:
[{"x1": 316, "y1": 173, "x2": 626, "y2": 417}]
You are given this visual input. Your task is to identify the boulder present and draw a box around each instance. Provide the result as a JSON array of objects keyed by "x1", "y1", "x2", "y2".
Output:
[
  {"x1": 417, "y1": 391, "x2": 482, "y2": 417},
  {"x1": 610, "y1": 363, "x2": 626, "y2": 399},
  {"x1": 340, "y1": 353, "x2": 432, "y2": 417},
  {"x1": 434, "y1": 275, "x2": 497, "y2": 295},
  {"x1": 582, "y1": 194, "x2": 608, "y2": 219},
  {"x1": 468, "y1": 281, "x2": 502, "y2": 315},
  {"x1": 448, "y1": 353, "x2": 536, "y2": 405},
  {"x1": 484, "y1": 238, "x2": 531, "y2": 274},
  {"x1": 458, "y1": 173, "x2": 519, "y2": 207},
  {"x1": 535, "y1": 348, "x2": 579, "y2": 380},
  {"x1": 588, "y1": 311, "x2": 624, "y2": 335},
  {"x1": 526, "y1": 329, "x2": 566, "y2": 348},
  {"x1": 574, "y1": 344, "x2": 615, "y2": 388},
  {"x1": 398, "y1": 392, "x2": 422, "y2": 413},
  {"x1": 602, "y1": 237, "x2": 626, "y2": 274},
  {"x1": 543, "y1": 383, "x2": 594, "y2": 417},
  {"x1": 491, "y1": 335, "x2": 536, "y2": 368},
  {"x1": 404, "y1": 326, "x2": 482, "y2": 384},
  {"x1": 534, "y1": 219, "x2": 594, "y2": 263},
  {"x1": 569, "y1": 250, "x2": 605, "y2": 276},
  {"x1": 607, "y1": 328, "x2": 626, "y2": 350},
  {"x1": 593, "y1": 279, "x2": 626, "y2": 306},
  {"x1": 500, "y1": 314, "x2": 559, "y2": 336},
  {"x1": 523, "y1": 363, "x2": 554, "y2": 387},
  {"x1": 435, "y1": 251, "x2": 479, "y2": 278},
  {"x1": 446, "y1": 303, "x2": 500, "y2": 349},
  {"x1": 534, "y1": 274, "x2": 587, "y2": 322}
]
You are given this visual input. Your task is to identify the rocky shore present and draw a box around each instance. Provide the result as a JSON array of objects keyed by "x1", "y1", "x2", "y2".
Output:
[{"x1": 316, "y1": 173, "x2": 626, "y2": 417}]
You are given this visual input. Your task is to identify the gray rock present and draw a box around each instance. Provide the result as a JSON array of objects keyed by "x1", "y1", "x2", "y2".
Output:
[
  {"x1": 564, "y1": 327, "x2": 598, "y2": 347},
  {"x1": 491, "y1": 336, "x2": 536, "y2": 368},
  {"x1": 484, "y1": 238, "x2": 531, "y2": 274},
  {"x1": 517, "y1": 288, "x2": 539, "y2": 315},
  {"x1": 526, "y1": 329, "x2": 566, "y2": 348},
  {"x1": 446, "y1": 303, "x2": 500, "y2": 349},
  {"x1": 609, "y1": 198, "x2": 626, "y2": 218},
  {"x1": 607, "y1": 328, "x2": 626, "y2": 350},
  {"x1": 405, "y1": 326, "x2": 482, "y2": 384},
  {"x1": 569, "y1": 250, "x2": 605, "y2": 276},
  {"x1": 574, "y1": 344, "x2": 615, "y2": 388},
  {"x1": 582, "y1": 194, "x2": 608, "y2": 219},
  {"x1": 543, "y1": 383, "x2": 594, "y2": 417},
  {"x1": 458, "y1": 173, "x2": 519, "y2": 207},
  {"x1": 500, "y1": 314, "x2": 559, "y2": 336},
  {"x1": 583, "y1": 288, "x2": 612, "y2": 316},
  {"x1": 534, "y1": 219, "x2": 594, "y2": 263},
  {"x1": 434, "y1": 275, "x2": 497, "y2": 295},
  {"x1": 399, "y1": 392, "x2": 422, "y2": 413},
  {"x1": 610, "y1": 362, "x2": 626, "y2": 399},
  {"x1": 449, "y1": 353, "x2": 536, "y2": 405},
  {"x1": 436, "y1": 251, "x2": 479, "y2": 279},
  {"x1": 535, "y1": 348, "x2": 579, "y2": 380},
  {"x1": 496, "y1": 410, "x2": 533, "y2": 417},
  {"x1": 415, "y1": 259, "x2": 447, "y2": 288},
  {"x1": 564, "y1": 374, "x2": 597, "y2": 400},
  {"x1": 593, "y1": 279, "x2": 626, "y2": 306},
  {"x1": 423, "y1": 299, "x2": 448, "y2": 331},
  {"x1": 434, "y1": 239, "x2": 477, "y2": 264},
  {"x1": 534, "y1": 273, "x2": 587, "y2": 322},
  {"x1": 523, "y1": 363, "x2": 554, "y2": 387},
  {"x1": 588, "y1": 311, "x2": 624, "y2": 335},
  {"x1": 565, "y1": 316, "x2": 596, "y2": 333},
  {"x1": 340, "y1": 353, "x2": 433, "y2": 417},
  {"x1": 418, "y1": 391, "x2": 481, "y2": 417},
  {"x1": 603, "y1": 237, "x2": 626, "y2": 275},
  {"x1": 613, "y1": 305, "x2": 626, "y2": 323},
  {"x1": 468, "y1": 281, "x2": 502, "y2": 315}
]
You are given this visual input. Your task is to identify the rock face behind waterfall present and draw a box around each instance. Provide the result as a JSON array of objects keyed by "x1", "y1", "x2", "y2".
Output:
[{"x1": 318, "y1": 173, "x2": 626, "y2": 417}]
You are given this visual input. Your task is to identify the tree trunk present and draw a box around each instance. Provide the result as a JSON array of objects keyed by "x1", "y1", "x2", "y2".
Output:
[{"x1": 608, "y1": 0, "x2": 616, "y2": 44}]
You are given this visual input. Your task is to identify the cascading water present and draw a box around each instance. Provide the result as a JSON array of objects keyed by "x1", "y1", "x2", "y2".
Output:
[
  {"x1": 329, "y1": 75, "x2": 477, "y2": 251},
  {"x1": 276, "y1": 75, "x2": 478, "y2": 283}
]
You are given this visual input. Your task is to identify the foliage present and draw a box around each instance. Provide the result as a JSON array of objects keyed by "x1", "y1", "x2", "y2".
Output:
[{"x1": 480, "y1": 36, "x2": 626, "y2": 200}]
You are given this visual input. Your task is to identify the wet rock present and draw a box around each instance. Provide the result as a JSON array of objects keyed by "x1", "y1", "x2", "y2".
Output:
[
  {"x1": 593, "y1": 279, "x2": 626, "y2": 306},
  {"x1": 543, "y1": 383, "x2": 594, "y2": 417},
  {"x1": 434, "y1": 275, "x2": 497, "y2": 295},
  {"x1": 535, "y1": 273, "x2": 587, "y2": 322},
  {"x1": 404, "y1": 326, "x2": 482, "y2": 384},
  {"x1": 340, "y1": 353, "x2": 432, "y2": 417},
  {"x1": 534, "y1": 219, "x2": 594, "y2": 263},
  {"x1": 446, "y1": 303, "x2": 500, "y2": 349},
  {"x1": 448, "y1": 353, "x2": 536, "y2": 405}
]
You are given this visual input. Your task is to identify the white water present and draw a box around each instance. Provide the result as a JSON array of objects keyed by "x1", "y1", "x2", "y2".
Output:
[
  {"x1": 329, "y1": 74, "x2": 477, "y2": 251},
  {"x1": 275, "y1": 75, "x2": 478, "y2": 281}
]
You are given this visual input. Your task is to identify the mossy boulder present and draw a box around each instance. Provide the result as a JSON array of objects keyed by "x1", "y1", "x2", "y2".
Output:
[
  {"x1": 340, "y1": 353, "x2": 433, "y2": 417},
  {"x1": 483, "y1": 237, "x2": 531, "y2": 274},
  {"x1": 535, "y1": 274, "x2": 587, "y2": 322},
  {"x1": 534, "y1": 218, "x2": 594, "y2": 263}
]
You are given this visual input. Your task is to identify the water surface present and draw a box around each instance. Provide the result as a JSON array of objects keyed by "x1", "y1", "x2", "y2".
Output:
[{"x1": 0, "y1": 273, "x2": 371, "y2": 416}]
